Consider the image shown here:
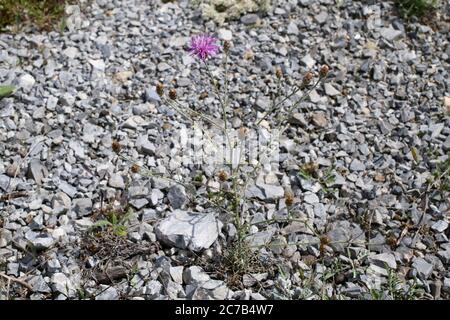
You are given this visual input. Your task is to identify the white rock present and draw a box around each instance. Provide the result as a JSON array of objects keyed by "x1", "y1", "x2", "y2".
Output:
[
  {"x1": 155, "y1": 210, "x2": 220, "y2": 251},
  {"x1": 51, "y1": 273, "x2": 76, "y2": 297},
  {"x1": 218, "y1": 29, "x2": 232, "y2": 41},
  {"x1": 88, "y1": 59, "x2": 106, "y2": 71},
  {"x1": 18, "y1": 74, "x2": 35, "y2": 92},
  {"x1": 108, "y1": 174, "x2": 125, "y2": 189}
]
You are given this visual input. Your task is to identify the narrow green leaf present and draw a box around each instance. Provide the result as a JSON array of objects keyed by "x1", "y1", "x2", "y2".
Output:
[{"x1": 0, "y1": 85, "x2": 15, "y2": 98}]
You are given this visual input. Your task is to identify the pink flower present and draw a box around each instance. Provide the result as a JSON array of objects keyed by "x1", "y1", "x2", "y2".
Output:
[{"x1": 188, "y1": 34, "x2": 219, "y2": 60}]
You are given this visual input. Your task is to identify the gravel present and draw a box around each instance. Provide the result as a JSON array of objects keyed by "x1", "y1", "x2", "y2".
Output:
[{"x1": 0, "y1": 0, "x2": 448, "y2": 301}]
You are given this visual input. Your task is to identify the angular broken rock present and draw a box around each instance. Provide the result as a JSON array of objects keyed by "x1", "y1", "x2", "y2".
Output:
[
  {"x1": 155, "y1": 210, "x2": 220, "y2": 251},
  {"x1": 368, "y1": 252, "x2": 397, "y2": 269},
  {"x1": 27, "y1": 159, "x2": 48, "y2": 185},
  {"x1": 167, "y1": 184, "x2": 188, "y2": 209}
]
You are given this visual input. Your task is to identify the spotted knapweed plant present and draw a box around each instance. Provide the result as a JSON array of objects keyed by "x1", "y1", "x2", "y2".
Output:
[{"x1": 148, "y1": 33, "x2": 330, "y2": 274}]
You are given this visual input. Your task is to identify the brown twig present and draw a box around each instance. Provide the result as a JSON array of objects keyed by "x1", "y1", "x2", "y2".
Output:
[
  {"x1": 0, "y1": 191, "x2": 28, "y2": 202},
  {"x1": 0, "y1": 273, "x2": 33, "y2": 291}
]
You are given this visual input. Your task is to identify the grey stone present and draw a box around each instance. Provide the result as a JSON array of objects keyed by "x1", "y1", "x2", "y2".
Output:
[
  {"x1": 246, "y1": 229, "x2": 276, "y2": 248},
  {"x1": 170, "y1": 266, "x2": 184, "y2": 284},
  {"x1": 350, "y1": 159, "x2": 366, "y2": 171},
  {"x1": 258, "y1": 183, "x2": 284, "y2": 200},
  {"x1": 88, "y1": 59, "x2": 106, "y2": 71},
  {"x1": 30, "y1": 235, "x2": 55, "y2": 250},
  {"x1": 108, "y1": 174, "x2": 125, "y2": 189},
  {"x1": 0, "y1": 229, "x2": 12, "y2": 248},
  {"x1": 155, "y1": 210, "x2": 219, "y2": 251},
  {"x1": 27, "y1": 159, "x2": 48, "y2": 185},
  {"x1": 300, "y1": 54, "x2": 315, "y2": 69},
  {"x1": 255, "y1": 96, "x2": 270, "y2": 111},
  {"x1": 368, "y1": 253, "x2": 397, "y2": 269},
  {"x1": 431, "y1": 220, "x2": 448, "y2": 233},
  {"x1": 245, "y1": 185, "x2": 265, "y2": 200},
  {"x1": 144, "y1": 89, "x2": 161, "y2": 103},
  {"x1": 412, "y1": 258, "x2": 433, "y2": 279},
  {"x1": 28, "y1": 275, "x2": 51, "y2": 293},
  {"x1": 443, "y1": 278, "x2": 450, "y2": 293},
  {"x1": 72, "y1": 198, "x2": 92, "y2": 217},
  {"x1": 324, "y1": 83, "x2": 340, "y2": 96},
  {"x1": 167, "y1": 184, "x2": 187, "y2": 209},
  {"x1": 437, "y1": 250, "x2": 450, "y2": 265},
  {"x1": 240, "y1": 14, "x2": 259, "y2": 25},
  {"x1": 51, "y1": 273, "x2": 76, "y2": 297},
  {"x1": 326, "y1": 221, "x2": 365, "y2": 253},
  {"x1": 314, "y1": 11, "x2": 328, "y2": 24},
  {"x1": 304, "y1": 192, "x2": 319, "y2": 204},
  {"x1": 145, "y1": 280, "x2": 162, "y2": 299},
  {"x1": 287, "y1": 21, "x2": 299, "y2": 35},
  {"x1": 380, "y1": 27, "x2": 403, "y2": 41},
  {"x1": 95, "y1": 286, "x2": 119, "y2": 300},
  {"x1": 183, "y1": 266, "x2": 211, "y2": 285}
]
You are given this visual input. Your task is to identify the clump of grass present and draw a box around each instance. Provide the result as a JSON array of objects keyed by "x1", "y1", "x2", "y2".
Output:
[
  {"x1": 90, "y1": 209, "x2": 132, "y2": 237},
  {"x1": 0, "y1": 0, "x2": 71, "y2": 31},
  {"x1": 430, "y1": 157, "x2": 450, "y2": 193},
  {"x1": 394, "y1": 0, "x2": 439, "y2": 19},
  {"x1": 369, "y1": 269, "x2": 422, "y2": 300}
]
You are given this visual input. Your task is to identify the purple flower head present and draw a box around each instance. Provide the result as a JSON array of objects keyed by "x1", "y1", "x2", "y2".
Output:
[{"x1": 188, "y1": 34, "x2": 219, "y2": 60}]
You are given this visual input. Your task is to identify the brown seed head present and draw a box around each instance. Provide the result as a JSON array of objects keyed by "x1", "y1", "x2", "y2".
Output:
[
  {"x1": 238, "y1": 127, "x2": 248, "y2": 140},
  {"x1": 319, "y1": 65, "x2": 329, "y2": 78},
  {"x1": 223, "y1": 40, "x2": 231, "y2": 53},
  {"x1": 169, "y1": 88, "x2": 177, "y2": 100},
  {"x1": 302, "y1": 72, "x2": 314, "y2": 86},
  {"x1": 275, "y1": 66, "x2": 283, "y2": 79},
  {"x1": 112, "y1": 140, "x2": 121, "y2": 153},
  {"x1": 285, "y1": 191, "x2": 294, "y2": 207},
  {"x1": 156, "y1": 83, "x2": 164, "y2": 97},
  {"x1": 131, "y1": 163, "x2": 140, "y2": 173},
  {"x1": 320, "y1": 235, "x2": 331, "y2": 246},
  {"x1": 218, "y1": 170, "x2": 228, "y2": 182}
]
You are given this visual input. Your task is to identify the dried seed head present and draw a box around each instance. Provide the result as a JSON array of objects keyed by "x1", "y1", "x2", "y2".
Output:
[
  {"x1": 275, "y1": 66, "x2": 283, "y2": 79},
  {"x1": 302, "y1": 72, "x2": 314, "y2": 86},
  {"x1": 131, "y1": 163, "x2": 140, "y2": 173},
  {"x1": 169, "y1": 88, "x2": 177, "y2": 100},
  {"x1": 199, "y1": 91, "x2": 209, "y2": 100},
  {"x1": 303, "y1": 161, "x2": 319, "y2": 174},
  {"x1": 112, "y1": 140, "x2": 121, "y2": 153},
  {"x1": 320, "y1": 235, "x2": 331, "y2": 246},
  {"x1": 156, "y1": 83, "x2": 164, "y2": 97},
  {"x1": 243, "y1": 49, "x2": 254, "y2": 60},
  {"x1": 319, "y1": 65, "x2": 329, "y2": 78},
  {"x1": 238, "y1": 127, "x2": 248, "y2": 140},
  {"x1": 223, "y1": 40, "x2": 231, "y2": 53},
  {"x1": 285, "y1": 191, "x2": 294, "y2": 207},
  {"x1": 386, "y1": 234, "x2": 397, "y2": 248},
  {"x1": 218, "y1": 170, "x2": 228, "y2": 182}
]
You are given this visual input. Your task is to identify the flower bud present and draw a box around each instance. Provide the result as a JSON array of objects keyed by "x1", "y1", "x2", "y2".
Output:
[
  {"x1": 169, "y1": 88, "x2": 177, "y2": 100},
  {"x1": 238, "y1": 127, "x2": 248, "y2": 140},
  {"x1": 275, "y1": 66, "x2": 283, "y2": 79},
  {"x1": 302, "y1": 72, "x2": 314, "y2": 86},
  {"x1": 156, "y1": 83, "x2": 164, "y2": 97},
  {"x1": 285, "y1": 191, "x2": 294, "y2": 207},
  {"x1": 131, "y1": 163, "x2": 140, "y2": 173},
  {"x1": 218, "y1": 170, "x2": 228, "y2": 182},
  {"x1": 223, "y1": 40, "x2": 231, "y2": 53},
  {"x1": 112, "y1": 140, "x2": 121, "y2": 153},
  {"x1": 319, "y1": 65, "x2": 329, "y2": 78}
]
